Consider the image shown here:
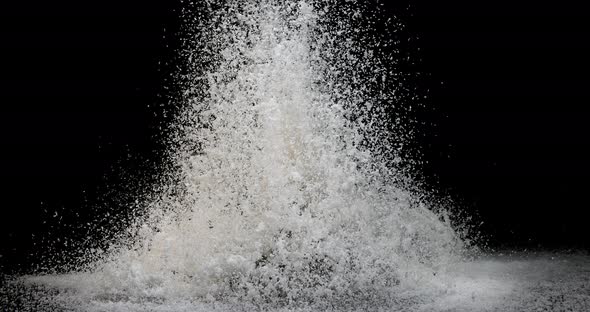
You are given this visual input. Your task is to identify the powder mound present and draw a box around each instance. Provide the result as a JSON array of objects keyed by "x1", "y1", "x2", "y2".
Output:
[{"x1": 16, "y1": 0, "x2": 463, "y2": 309}]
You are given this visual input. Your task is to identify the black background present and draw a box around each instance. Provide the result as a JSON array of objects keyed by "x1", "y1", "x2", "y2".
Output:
[
  {"x1": 1, "y1": 0, "x2": 588, "y2": 273},
  {"x1": 409, "y1": 1, "x2": 590, "y2": 249}
]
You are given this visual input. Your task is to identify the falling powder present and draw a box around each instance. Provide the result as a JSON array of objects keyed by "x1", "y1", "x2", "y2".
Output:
[{"x1": 10, "y1": 1, "x2": 466, "y2": 311}]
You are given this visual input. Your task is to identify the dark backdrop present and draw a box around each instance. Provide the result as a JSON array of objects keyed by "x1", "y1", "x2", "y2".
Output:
[
  {"x1": 407, "y1": 0, "x2": 590, "y2": 249},
  {"x1": 0, "y1": 1, "x2": 179, "y2": 273},
  {"x1": 1, "y1": 0, "x2": 588, "y2": 273}
]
